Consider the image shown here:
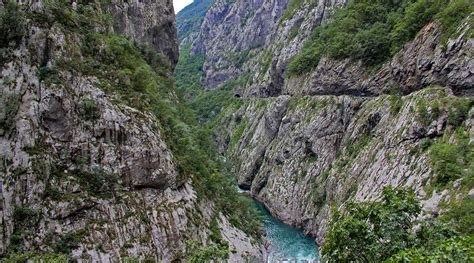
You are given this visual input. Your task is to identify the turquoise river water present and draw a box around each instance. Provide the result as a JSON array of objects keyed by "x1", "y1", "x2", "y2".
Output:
[{"x1": 238, "y1": 188, "x2": 319, "y2": 262}]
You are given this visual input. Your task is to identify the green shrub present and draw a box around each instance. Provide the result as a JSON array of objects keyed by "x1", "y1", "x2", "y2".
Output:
[
  {"x1": 0, "y1": 1, "x2": 26, "y2": 49},
  {"x1": 430, "y1": 143, "x2": 462, "y2": 186},
  {"x1": 288, "y1": 0, "x2": 473, "y2": 76},
  {"x1": 386, "y1": 235, "x2": 474, "y2": 262},
  {"x1": 80, "y1": 99, "x2": 100, "y2": 121},
  {"x1": 76, "y1": 166, "x2": 118, "y2": 196},
  {"x1": 390, "y1": 0, "x2": 447, "y2": 54},
  {"x1": 185, "y1": 240, "x2": 229, "y2": 263},
  {"x1": 420, "y1": 138, "x2": 432, "y2": 151},
  {"x1": 10, "y1": 206, "x2": 40, "y2": 252},
  {"x1": 322, "y1": 187, "x2": 467, "y2": 262},
  {"x1": 427, "y1": 127, "x2": 472, "y2": 190},
  {"x1": 53, "y1": 232, "x2": 83, "y2": 254},
  {"x1": 416, "y1": 99, "x2": 431, "y2": 125},
  {"x1": 287, "y1": 40, "x2": 323, "y2": 75},
  {"x1": 447, "y1": 99, "x2": 472, "y2": 127},
  {"x1": 441, "y1": 196, "x2": 474, "y2": 235},
  {"x1": 322, "y1": 187, "x2": 423, "y2": 262},
  {"x1": 0, "y1": 93, "x2": 20, "y2": 135},
  {"x1": 389, "y1": 95, "x2": 403, "y2": 115},
  {"x1": 37, "y1": 66, "x2": 60, "y2": 82}
]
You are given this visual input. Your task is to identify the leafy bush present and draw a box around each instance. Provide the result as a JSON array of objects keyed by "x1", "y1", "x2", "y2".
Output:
[
  {"x1": 0, "y1": 1, "x2": 26, "y2": 49},
  {"x1": 287, "y1": 40, "x2": 323, "y2": 75},
  {"x1": 322, "y1": 187, "x2": 423, "y2": 262},
  {"x1": 10, "y1": 206, "x2": 40, "y2": 252},
  {"x1": 76, "y1": 166, "x2": 118, "y2": 196},
  {"x1": 447, "y1": 99, "x2": 472, "y2": 127},
  {"x1": 386, "y1": 235, "x2": 474, "y2": 262},
  {"x1": 323, "y1": 186, "x2": 473, "y2": 262},
  {"x1": 389, "y1": 95, "x2": 403, "y2": 115},
  {"x1": 429, "y1": 129, "x2": 472, "y2": 188},
  {"x1": 80, "y1": 99, "x2": 100, "y2": 121},
  {"x1": 185, "y1": 240, "x2": 228, "y2": 263},
  {"x1": 288, "y1": 0, "x2": 473, "y2": 76},
  {"x1": 0, "y1": 92, "x2": 20, "y2": 135},
  {"x1": 441, "y1": 196, "x2": 474, "y2": 235}
]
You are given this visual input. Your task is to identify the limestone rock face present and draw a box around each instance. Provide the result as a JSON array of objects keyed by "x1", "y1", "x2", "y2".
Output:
[
  {"x1": 107, "y1": 0, "x2": 179, "y2": 67},
  {"x1": 191, "y1": 0, "x2": 347, "y2": 92},
  {"x1": 283, "y1": 20, "x2": 474, "y2": 97},
  {"x1": 0, "y1": 0, "x2": 262, "y2": 261},
  {"x1": 203, "y1": 0, "x2": 473, "y2": 246},
  {"x1": 192, "y1": 0, "x2": 292, "y2": 88},
  {"x1": 193, "y1": 0, "x2": 471, "y2": 98},
  {"x1": 218, "y1": 87, "x2": 473, "y2": 244}
]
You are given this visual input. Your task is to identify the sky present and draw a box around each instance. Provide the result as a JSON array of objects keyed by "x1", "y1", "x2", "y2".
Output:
[{"x1": 173, "y1": 0, "x2": 193, "y2": 13}]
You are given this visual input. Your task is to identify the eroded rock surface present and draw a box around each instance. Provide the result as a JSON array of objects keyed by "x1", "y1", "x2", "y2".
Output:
[{"x1": 0, "y1": 0, "x2": 262, "y2": 260}]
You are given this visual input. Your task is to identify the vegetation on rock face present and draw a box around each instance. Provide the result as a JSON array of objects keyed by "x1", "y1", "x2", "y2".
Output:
[
  {"x1": 1, "y1": 253, "x2": 68, "y2": 263},
  {"x1": 0, "y1": 1, "x2": 26, "y2": 62},
  {"x1": 287, "y1": 0, "x2": 473, "y2": 75},
  {"x1": 1, "y1": 0, "x2": 262, "y2": 259},
  {"x1": 175, "y1": 45, "x2": 244, "y2": 123},
  {"x1": 185, "y1": 240, "x2": 229, "y2": 263},
  {"x1": 0, "y1": 92, "x2": 21, "y2": 136},
  {"x1": 418, "y1": 95, "x2": 474, "y2": 191},
  {"x1": 322, "y1": 187, "x2": 473, "y2": 262},
  {"x1": 176, "y1": 0, "x2": 213, "y2": 41}
]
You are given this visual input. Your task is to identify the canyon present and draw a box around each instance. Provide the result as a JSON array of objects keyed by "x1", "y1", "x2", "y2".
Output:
[{"x1": 0, "y1": 0, "x2": 472, "y2": 261}]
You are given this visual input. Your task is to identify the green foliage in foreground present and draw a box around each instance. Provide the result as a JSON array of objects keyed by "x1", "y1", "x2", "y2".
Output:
[
  {"x1": 441, "y1": 196, "x2": 474, "y2": 236},
  {"x1": 288, "y1": 0, "x2": 473, "y2": 76},
  {"x1": 387, "y1": 236, "x2": 474, "y2": 262},
  {"x1": 322, "y1": 187, "x2": 472, "y2": 262}
]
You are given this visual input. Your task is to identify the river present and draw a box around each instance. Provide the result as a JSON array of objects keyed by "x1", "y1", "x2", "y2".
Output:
[{"x1": 238, "y1": 188, "x2": 319, "y2": 262}]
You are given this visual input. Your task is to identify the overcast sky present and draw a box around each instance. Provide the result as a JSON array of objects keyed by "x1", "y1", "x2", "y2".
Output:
[{"x1": 174, "y1": 0, "x2": 193, "y2": 13}]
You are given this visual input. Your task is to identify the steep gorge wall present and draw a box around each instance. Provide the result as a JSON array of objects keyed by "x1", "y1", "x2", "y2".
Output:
[
  {"x1": 217, "y1": 88, "x2": 473, "y2": 243},
  {"x1": 190, "y1": 0, "x2": 474, "y2": 244},
  {"x1": 0, "y1": 0, "x2": 262, "y2": 261}
]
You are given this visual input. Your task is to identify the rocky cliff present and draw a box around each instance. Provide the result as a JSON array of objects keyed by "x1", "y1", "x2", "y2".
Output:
[
  {"x1": 0, "y1": 0, "x2": 262, "y2": 261},
  {"x1": 185, "y1": 0, "x2": 474, "y2": 245},
  {"x1": 107, "y1": 0, "x2": 179, "y2": 66},
  {"x1": 176, "y1": 0, "x2": 212, "y2": 44}
]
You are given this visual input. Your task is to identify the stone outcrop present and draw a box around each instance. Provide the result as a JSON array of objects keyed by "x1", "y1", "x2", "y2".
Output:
[
  {"x1": 107, "y1": 0, "x2": 179, "y2": 67},
  {"x1": 218, "y1": 87, "x2": 473, "y2": 244},
  {"x1": 202, "y1": 0, "x2": 473, "y2": 246},
  {"x1": 0, "y1": 0, "x2": 262, "y2": 261},
  {"x1": 192, "y1": 0, "x2": 292, "y2": 88},
  {"x1": 283, "y1": 20, "x2": 474, "y2": 97}
]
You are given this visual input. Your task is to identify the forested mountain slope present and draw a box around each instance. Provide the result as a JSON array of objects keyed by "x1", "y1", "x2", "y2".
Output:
[{"x1": 176, "y1": 0, "x2": 474, "y2": 260}]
